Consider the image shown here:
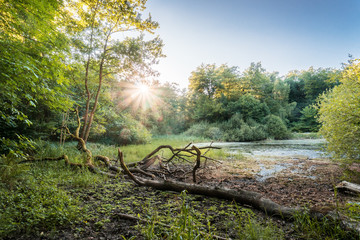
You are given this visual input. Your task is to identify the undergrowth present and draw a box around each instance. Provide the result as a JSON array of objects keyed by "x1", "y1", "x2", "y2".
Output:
[
  {"x1": 292, "y1": 209, "x2": 359, "y2": 240},
  {"x1": 140, "y1": 191, "x2": 284, "y2": 240}
]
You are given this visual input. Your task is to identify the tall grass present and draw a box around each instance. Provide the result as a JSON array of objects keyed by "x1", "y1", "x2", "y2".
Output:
[{"x1": 292, "y1": 209, "x2": 358, "y2": 239}]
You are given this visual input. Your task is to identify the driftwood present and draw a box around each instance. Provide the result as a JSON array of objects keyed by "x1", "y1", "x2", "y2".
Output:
[{"x1": 336, "y1": 181, "x2": 360, "y2": 195}]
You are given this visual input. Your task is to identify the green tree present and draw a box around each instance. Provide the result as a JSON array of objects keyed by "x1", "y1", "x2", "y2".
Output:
[
  {"x1": 285, "y1": 68, "x2": 340, "y2": 130},
  {"x1": 318, "y1": 60, "x2": 360, "y2": 161},
  {"x1": 293, "y1": 106, "x2": 320, "y2": 132},
  {"x1": 0, "y1": 0, "x2": 72, "y2": 151},
  {"x1": 227, "y1": 94, "x2": 270, "y2": 122},
  {"x1": 69, "y1": 0, "x2": 164, "y2": 142},
  {"x1": 188, "y1": 64, "x2": 222, "y2": 99}
]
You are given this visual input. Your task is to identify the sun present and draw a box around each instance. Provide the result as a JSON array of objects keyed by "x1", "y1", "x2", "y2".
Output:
[
  {"x1": 120, "y1": 82, "x2": 163, "y2": 111},
  {"x1": 137, "y1": 83, "x2": 150, "y2": 95}
]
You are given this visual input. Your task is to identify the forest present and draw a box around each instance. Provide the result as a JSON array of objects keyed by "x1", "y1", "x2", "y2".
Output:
[{"x1": 1, "y1": 0, "x2": 360, "y2": 239}]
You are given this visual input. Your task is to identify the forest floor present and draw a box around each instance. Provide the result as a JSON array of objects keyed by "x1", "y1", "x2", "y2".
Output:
[{"x1": 10, "y1": 153, "x2": 359, "y2": 240}]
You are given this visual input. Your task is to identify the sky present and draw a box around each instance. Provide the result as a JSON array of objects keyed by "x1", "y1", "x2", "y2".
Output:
[{"x1": 139, "y1": 0, "x2": 360, "y2": 89}]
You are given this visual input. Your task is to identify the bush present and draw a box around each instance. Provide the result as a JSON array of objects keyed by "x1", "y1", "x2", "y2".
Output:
[
  {"x1": 221, "y1": 114, "x2": 268, "y2": 142},
  {"x1": 318, "y1": 60, "x2": 360, "y2": 162},
  {"x1": 251, "y1": 125, "x2": 268, "y2": 141},
  {"x1": 265, "y1": 115, "x2": 291, "y2": 140},
  {"x1": 184, "y1": 122, "x2": 210, "y2": 137}
]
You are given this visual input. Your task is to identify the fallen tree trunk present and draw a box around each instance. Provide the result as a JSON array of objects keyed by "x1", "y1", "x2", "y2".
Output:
[
  {"x1": 336, "y1": 181, "x2": 360, "y2": 195},
  {"x1": 118, "y1": 148, "x2": 298, "y2": 219}
]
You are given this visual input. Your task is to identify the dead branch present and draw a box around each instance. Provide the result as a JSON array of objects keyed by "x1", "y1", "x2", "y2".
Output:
[
  {"x1": 192, "y1": 146, "x2": 201, "y2": 183},
  {"x1": 336, "y1": 181, "x2": 360, "y2": 195},
  {"x1": 118, "y1": 148, "x2": 298, "y2": 219},
  {"x1": 20, "y1": 155, "x2": 69, "y2": 164},
  {"x1": 94, "y1": 155, "x2": 155, "y2": 179},
  {"x1": 126, "y1": 144, "x2": 221, "y2": 170},
  {"x1": 119, "y1": 149, "x2": 144, "y2": 185}
]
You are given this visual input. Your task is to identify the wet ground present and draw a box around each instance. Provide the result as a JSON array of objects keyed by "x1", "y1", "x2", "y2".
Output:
[{"x1": 196, "y1": 139, "x2": 329, "y2": 182}]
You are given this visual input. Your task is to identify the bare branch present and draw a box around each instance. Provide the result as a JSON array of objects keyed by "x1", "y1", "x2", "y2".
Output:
[
  {"x1": 118, "y1": 149, "x2": 144, "y2": 185},
  {"x1": 192, "y1": 146, "x2": 201, "y2": 183}
]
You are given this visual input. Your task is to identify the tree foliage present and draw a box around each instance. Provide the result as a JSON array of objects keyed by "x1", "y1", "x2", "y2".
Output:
[
  {"x1": 68, "y1": 0, "x2": 164, "y2": 142},
  {"x1": 318, "y1": 60, "x2": 360, "y2": 161},
  {"x1": 285, "y1": 68, "x2": 340, "y2": 131},
  {"x1": 0, "y1": 0, "x2": 72, "y2": 134},
  {"x1": 186, "y1": 62, "x2": 294, "y2": 140}
]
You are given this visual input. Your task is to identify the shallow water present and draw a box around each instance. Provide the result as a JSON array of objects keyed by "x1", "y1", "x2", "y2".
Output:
[
  {"x1": 196, "y1": 139, "x2": 328, "y2": 181},
  {"x1": 198, "y1": 139, "x2": 327, "y2": 159}
]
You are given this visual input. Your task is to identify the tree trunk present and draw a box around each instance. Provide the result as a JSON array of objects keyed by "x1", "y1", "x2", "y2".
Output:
[
  {"x1": 80, "y1": 2, "x2": 100, "y2": 139},
  {"x1": 336, "y1": 181, "x2": 360, "y2": 195},
  {"x1": 83, "y1": 32, "x2": 110, "y2": 142}
]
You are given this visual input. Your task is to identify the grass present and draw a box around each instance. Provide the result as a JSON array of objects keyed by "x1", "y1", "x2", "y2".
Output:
[
  {"x1": 0, "y1": 160, "x2": 86, "y2": 238},
  {"x1": 140, "y1": 191, "x2": 284, "y2": 240},
  {"x1": 292, "y1": 209, "x2": 359, "y2": 240},
  {"x1": 291, "y1": 132, "x2": 321, "y2": 139}
]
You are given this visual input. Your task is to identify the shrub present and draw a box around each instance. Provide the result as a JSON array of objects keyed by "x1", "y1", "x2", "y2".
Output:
[
  {"x1": 265, "y1": 115, "x2": 291, "y2": 140},
  {"x1": 184, "y1": 122, "x2": 211, "y2": 137},
  {"x1": 251, "y1": 125, "x2": 268, "y2": 141},
  {"x1": 204, "y1": 127, "x2": 223, "y2": 140},
  {"x1": 222, "y1": 114, "x2": 268, "y2": 142}
]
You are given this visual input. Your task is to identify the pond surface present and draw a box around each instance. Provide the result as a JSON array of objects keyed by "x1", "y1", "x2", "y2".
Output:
[
  {"x1": 198, "y1": 139, "x2": 327, "y2": 159},
  {"x1": 196, "y1": 139, "x2": 329, "y2": 181}
]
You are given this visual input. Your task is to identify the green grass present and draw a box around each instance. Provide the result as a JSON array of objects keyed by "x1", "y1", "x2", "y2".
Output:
[
  {"x1": 291, "y1": 132, "x2": 321, "y2": 139},
  {"x1": 292, "y1": 209, "x2": 359, "y2": 240},
  {"x1": 140, "y1": 191, "x2": 284, "y2": 240}
]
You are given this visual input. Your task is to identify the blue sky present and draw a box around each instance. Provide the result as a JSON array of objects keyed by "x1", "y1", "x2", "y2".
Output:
[{"x1": 142, "y1": 0, "x2": 360, "y2": 88}]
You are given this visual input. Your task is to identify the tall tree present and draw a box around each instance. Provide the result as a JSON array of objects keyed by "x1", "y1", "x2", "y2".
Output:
[{"x1": 70, "y1": 0, "x2": 164, "y2": 142}]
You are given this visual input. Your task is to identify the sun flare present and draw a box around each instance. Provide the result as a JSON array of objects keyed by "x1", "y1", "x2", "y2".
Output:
[
  {"x1": 120, "y1": 82, "x2": 163, "y2": 112},
  {"x1": 137, "y1": 83, "x2": 150, "y2": 95}
]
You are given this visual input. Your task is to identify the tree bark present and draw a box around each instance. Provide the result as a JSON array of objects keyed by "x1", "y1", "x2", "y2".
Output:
[
  {"x1": 80, "y1": 1, "x2": 100, "y2": 139},
  {"x1": 336, "y1": 181, "x2": 360, "y2": 195}
]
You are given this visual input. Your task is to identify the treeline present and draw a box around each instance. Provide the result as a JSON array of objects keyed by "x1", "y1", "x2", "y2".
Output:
[{"x1": 183, "y1": 63, "x2": 340, "y2": 140}]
